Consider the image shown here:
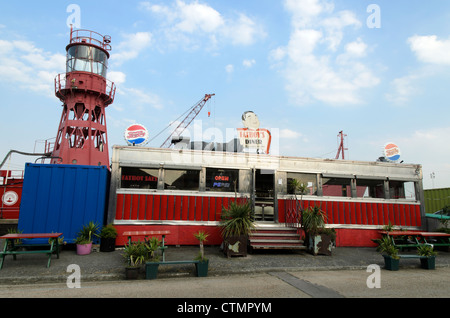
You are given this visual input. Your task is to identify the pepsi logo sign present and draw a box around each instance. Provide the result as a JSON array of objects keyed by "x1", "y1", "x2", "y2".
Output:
[
  {"x1": 125, "y1": 124, "x2": 149, "y2": 146},
  {"x1": 384, "y1": 142, "x2": 401, "y2": 162}
]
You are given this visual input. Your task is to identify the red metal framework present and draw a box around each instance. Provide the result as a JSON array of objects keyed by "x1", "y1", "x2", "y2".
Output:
[{"x1": 51, "y1": 28, "x2": 115, "y2": 168}]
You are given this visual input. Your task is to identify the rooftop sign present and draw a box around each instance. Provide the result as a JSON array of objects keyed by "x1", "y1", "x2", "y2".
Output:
[
  {"x1": 237, "y1": 111, "x2": 271, "y2": 154},
  {"x1": 124, "y1": 124, "x2": 149, "y2": 146},
  {"x1": 384, "y1": 142, "x2": 401, "y2": 162}
]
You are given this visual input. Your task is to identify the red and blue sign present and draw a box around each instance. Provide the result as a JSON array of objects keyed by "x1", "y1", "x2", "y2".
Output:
[
  {"x1": 384, "y1": 142, "x2": 401, "y2": 162},
  {"x1": 124, "y1": 124, "x2": 149, "y2": 146}
]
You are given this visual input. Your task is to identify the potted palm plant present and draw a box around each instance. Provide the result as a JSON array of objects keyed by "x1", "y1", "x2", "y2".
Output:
[
  {"x1": 288, "y1": 179, "x2": 308, "y2": 227},
  {"x1": 145, "y1": 237, "x2": 161, "y2": 280},
  {"x1": 122, "y1": 240, "x2": 148, "y2": 279},
  {"x1": 75, "y1": 221, "x2": 100, "y2": 255},
  {"x1": 417, "y1": 244, "x2": 437, "y2": 270},
  {"x1": 194, "y1": 231, "x2": 209, "y2": 277},
  {"x1": 220, "y1": 201, "x2": 254, "y2": 257},
  {"x1": 100, "y1": 224, "x2": 118, "y2": 252},
  {"x1": 302, "y1": 206, "x2": 335, "y2": 256},
  {"x1": 376, "y1": 236, "x2": 400, "y2": 270}
]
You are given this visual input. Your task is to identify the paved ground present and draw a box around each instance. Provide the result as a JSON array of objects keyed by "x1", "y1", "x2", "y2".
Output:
[
  {"x1": 0, "y1": 244, "x2": 449, "y2": 285},
  {"x1": 1, "y1": 268, "x2": 449, "y2": 299}
]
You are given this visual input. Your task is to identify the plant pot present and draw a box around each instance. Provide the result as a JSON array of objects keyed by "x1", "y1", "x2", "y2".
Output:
[
  {"x1": 420, "y1": 256, "x2": 436, "y2": 270},
  {"x1": 196, "y1": 260, "x2": 209, "y2": 277},
  {"x1": 383, "y1": 255, "x2": 400, "y2": 271},
  {"x1": 125, "y1": 266, "x2": 140, "y2": 280},
  {"x1": 100, "y1": 237, "x2": 116, "y2": 252},
  {"x1": 309, "y1": 233, "x2": 333, "y2": 256},
  {"x1": 145, "y1": 262, "x2": 159, "y2": 280},
  {"x1": 76, "y1": 242, "x2": 92, "y2": 255},
  {"x1": 223, "y1": 235, "x2": 248, "y2": 258}
]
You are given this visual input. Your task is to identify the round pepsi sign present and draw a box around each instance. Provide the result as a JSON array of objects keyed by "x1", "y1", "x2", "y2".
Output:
[
  {"x1": 384, "y1": 142, "x2": 401, "y2": 162},
  {"x1": 124, "y1": 124, "x2": 149, "y2": 146}
]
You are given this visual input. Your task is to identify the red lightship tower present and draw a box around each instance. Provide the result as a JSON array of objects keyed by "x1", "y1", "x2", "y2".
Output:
[{"x1": 52, "y1": 28, "x2": 116, "y2": 168}]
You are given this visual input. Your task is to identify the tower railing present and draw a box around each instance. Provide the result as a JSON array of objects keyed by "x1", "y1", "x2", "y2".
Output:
[
  {"x1": 54, "y1": 73, "x2": 116, "y2": 104},
  {"x1": 69, "y1": 29, "x2": 111, "y2": 51}
]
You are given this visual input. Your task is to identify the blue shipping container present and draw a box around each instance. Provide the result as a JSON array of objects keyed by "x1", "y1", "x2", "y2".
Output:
[{"x1": 18, "y1": 163, "x2": 110, "y2": 244}]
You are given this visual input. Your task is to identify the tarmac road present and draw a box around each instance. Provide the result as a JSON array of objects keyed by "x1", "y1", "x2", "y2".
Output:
[{"x1": 0, "y1": 267, "x2": 449, "y2": 298}]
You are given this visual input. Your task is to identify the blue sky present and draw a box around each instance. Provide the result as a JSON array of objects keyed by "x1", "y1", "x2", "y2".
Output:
[{"x1": 1, "y1": 0, "x2": 450, "y2": 189}]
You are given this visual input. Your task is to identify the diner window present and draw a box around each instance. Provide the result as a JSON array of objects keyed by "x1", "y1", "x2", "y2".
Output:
[
  {"x1": 205, "y1": 168, "x2": 239, "y2": 192},
  {"x1": 287, "y1": 173, "x2": 317, "y2": 195},
  {"x1": 322, "y1": 176, "x2": 352, "y2": 197},
  {"x1": 121, "y1": 167, "x2": 159, "y2": 189},
  {"x1": 389, "y1": 181, "x2": 416, "y2": 200},
  {"x1": 164, "y1": 169, "x2": 200, "y2": 191},
  {"x1": 356, "y1": 179, "x2": 385, "y2": 199}
]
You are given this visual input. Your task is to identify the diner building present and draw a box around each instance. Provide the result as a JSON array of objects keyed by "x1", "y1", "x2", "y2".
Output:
[{"x1": 107, "y1": 144, "x2": 425, "y2": 247}]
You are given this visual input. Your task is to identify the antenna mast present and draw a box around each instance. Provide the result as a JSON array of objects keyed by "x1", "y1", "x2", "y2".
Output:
[{"x1": 335, "y1": 131, "x2": 348, "y2": 160}]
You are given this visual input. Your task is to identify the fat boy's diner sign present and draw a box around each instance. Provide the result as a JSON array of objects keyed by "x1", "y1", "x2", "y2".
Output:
[{"x1": 236, "y1": 111, "x2": 271, "y2": 154}]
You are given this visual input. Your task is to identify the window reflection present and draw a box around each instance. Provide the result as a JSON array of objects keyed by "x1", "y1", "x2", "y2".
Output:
[
  {"x1": 66, "y1": 45, "x2": 108, "y2": 77},
  {"x1": 322, "y1": 177, "x2": 351, "y2": 197},
  {"x1": 164, "y1": 169, "x2": 200, "y2": 191}
]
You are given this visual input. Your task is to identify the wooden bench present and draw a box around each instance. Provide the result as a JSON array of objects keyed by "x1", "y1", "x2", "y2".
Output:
[
  {"x1": 379, "y1": 231, "x2": 450, "y2": 251},
  {"x1": 123, "y1": 230, "x2": 170, "y2": 261},
  {"x1": 0, "y1": 233, "x2": 62, "y2": 269},
  {"x1": 419, "y1": 232, "x2": 450, "y2": 250},
  {"x1": 145, "y1": 260, "x2": 204, "y2": 279}
]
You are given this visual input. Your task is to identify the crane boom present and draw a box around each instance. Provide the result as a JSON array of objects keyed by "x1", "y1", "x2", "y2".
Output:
[{"x1": 160, "y1": 94, "x2": 215, "y2": 148}]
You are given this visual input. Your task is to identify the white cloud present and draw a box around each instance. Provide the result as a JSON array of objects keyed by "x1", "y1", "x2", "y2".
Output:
[
  {"x1": 387, "y1": 34, "x2": 450, "y2": 105},
  {"x1": 121, "y1": 87, "x2": 164, "y2": 110},
  {"x1": 343, "y1": 38, "x2": 367, "y2": 58},
  {"x1": 140, "y1": 0, "x2": 265, "y2": 50},
  {"x1": 280, "y1": 128, "x2": 303, "y2": 139},
  {"x1": 396, "y1": 127, "x2": 450, "y2": 189},
  {"x1": 223, "y1": 13, "x2": 265, "y2": 46},
  {"x1": 0, "y1": 39, "x2": 65, "y2": 97},
  {"x1": 111, "y1": 32, "x2": 152, "y2": 65},
  {"x1": 271, "y1": 0, "x2": 378, "y2": 106},
  {"x1": 108, "y1": 71, "x2": 127, "y2": 85},
  {"x1": 225, "y1": 64, "x2": 234, "y2": 73},
  {"x1": 408, "y1": 35, "x2": 450, "y2": 65},
  {"x1": 172, "y1": 0, "x2": 224, "y2": 33},
  {"x1": 385, "y1": 73, "x2": 421, "y2": 105},
  {"x1": 243, "y1": 59, "x2": 256, "y2": 68}
]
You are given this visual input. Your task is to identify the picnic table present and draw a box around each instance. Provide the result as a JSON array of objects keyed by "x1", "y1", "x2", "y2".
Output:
[
  {"x1": 123, "y1": 230, "x2": 170, "y2": 261},
  {"x1": 379, "y1": 231, "x2": 450, "y2": 250},
  {"x1": 0, "y1": 233, "x2": 63, "y2": 269}
]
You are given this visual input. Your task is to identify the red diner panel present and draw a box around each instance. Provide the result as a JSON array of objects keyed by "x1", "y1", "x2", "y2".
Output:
[
  {"x1": 123, "y1": 194, "x2": 132, "y2": 220},
  {"x1": 145, "y1": 195, "x2": 154, "y2": 220},
  {"x1": 188, "y1": 197, "x2": 196, "y2": 221},
  {"x1": 115, "y1": 194, "x2": 124, "y2": 220},
  {"x1": 195, "y1": 196, "x2": 202, "y2": 221},
  {"x1": 404, "y1": 205, "x2": 411, "y2": 226},
  {"x1": 175, "y1": 196, "x2": 182, "y2": 220},
  {"x1": 167, "y1": 196, "x2": 175, "y2": 220}
]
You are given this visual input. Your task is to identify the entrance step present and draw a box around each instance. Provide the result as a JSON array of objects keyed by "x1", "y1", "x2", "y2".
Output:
[{"x1": 249, "y1": 226, "x2": 306, "y2": 250}]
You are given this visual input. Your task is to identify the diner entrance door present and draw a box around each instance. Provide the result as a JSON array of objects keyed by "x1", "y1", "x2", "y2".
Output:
[{"x1": 253, "y1": 169, "x2": 275, "y2": 222}]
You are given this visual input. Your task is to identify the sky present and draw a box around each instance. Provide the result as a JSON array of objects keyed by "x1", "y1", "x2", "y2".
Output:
[{"x1": 1, "y1": 0, "x2": 450, "y2": 190}]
